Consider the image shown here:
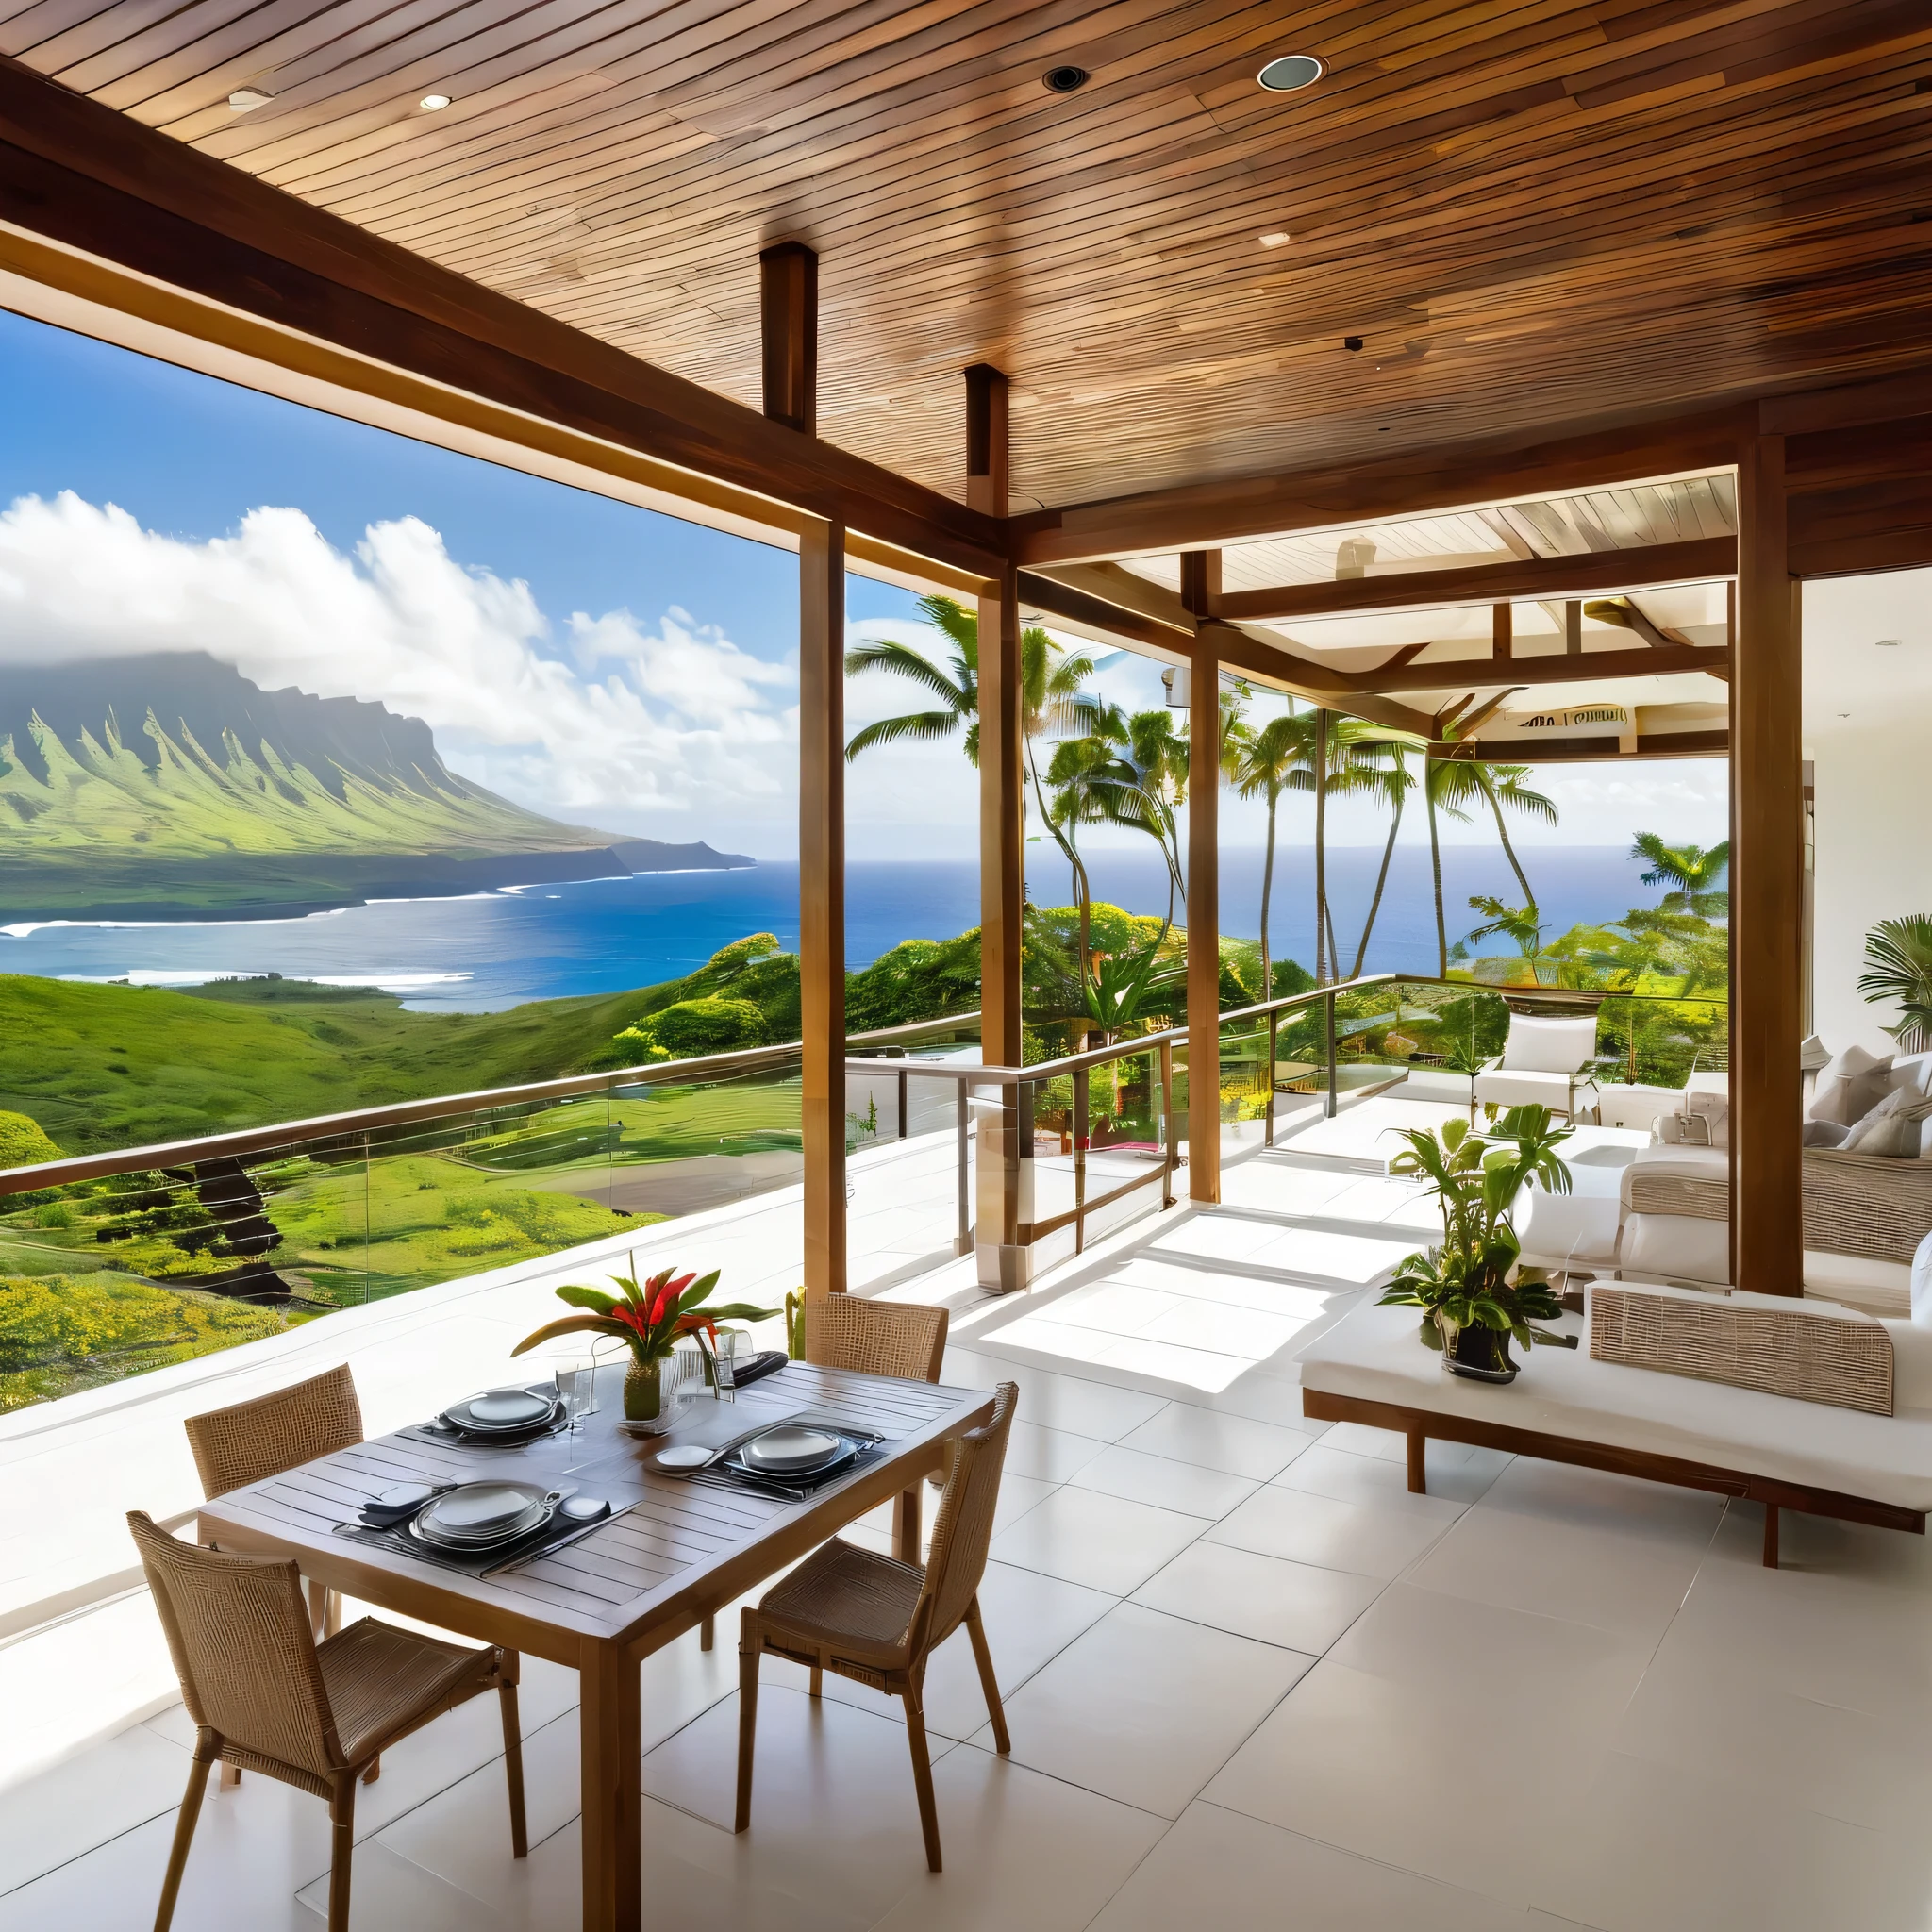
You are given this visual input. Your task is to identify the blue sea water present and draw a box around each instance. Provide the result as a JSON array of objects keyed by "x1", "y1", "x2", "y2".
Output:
[{"x1": 0, "y1": 845, "x2": 1667, "y2": 1011}]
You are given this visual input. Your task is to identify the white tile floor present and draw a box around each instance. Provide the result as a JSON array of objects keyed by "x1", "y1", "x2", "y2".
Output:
[{"x1": 8, "y1": 1136, "x2": 1932, "y2": 1929}]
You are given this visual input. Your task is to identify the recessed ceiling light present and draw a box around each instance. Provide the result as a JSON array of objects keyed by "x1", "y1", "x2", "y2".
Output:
[
  {"x1": 1343, "y1": 336, "x2": 1364, "y2": 352},
  {"x1": 1258, "y1": 231, "x2": 1291, "y2": 248},
  {"x1": 227, "y1": 86, "x2": 274, "y2": 110},
  {"x1": 420, "y1": 92, "x2": 452, "y2": 109},
  {"x1": 1042, "y1": 65, "x2": 1089, "y2": 93},
  {"x1": 1257, "y1": 54, "x2": 1324, "y2": 92}
]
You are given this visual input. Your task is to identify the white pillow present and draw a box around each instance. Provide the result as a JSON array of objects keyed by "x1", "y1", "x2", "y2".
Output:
[
  {"x1": 1501, "y1": 1014, "x2": 1598, "y2": 1074},
  {"x1": 1891, "y1": 1053, "x2": 1932, "y2": 1099},
  {"x1": 1844, "y1": 1091, "x2": 1932, "y2": 1158},
  {"x1": 1807, "y1": 1043, "x2": 1894, "y2": 1124},
  {"x1": 1803, "y1": 1119, "x2": 1848, "y2": 1149},
  {"x1": 1620, "y1": 1212, "x2": 1731, "y2": 1286}
]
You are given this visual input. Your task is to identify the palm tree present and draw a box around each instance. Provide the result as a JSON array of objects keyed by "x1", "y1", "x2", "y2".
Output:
[
  {"x1": 1461, "y1": 895, "x2": 1549, "y2": 984},
  {"x1": 1631, "y1": 833, "x2": 1730, "y2": 919},
  {"x1": 1421, "y1": 758, "x2": 1477, "y2": 978},
  {"x1": 1431, "y1": 759, "x2": 1557, "y2": 912},
  {"x1": 1858, "y1": 914, "x2": 1932, "y2": 1053},
  {"x1": 1348, "y1": 742, "x2": 1417, "y2": 978},
  {"x1": 1231, "y1": 713, "x2": 1301, "y2": 1001}
]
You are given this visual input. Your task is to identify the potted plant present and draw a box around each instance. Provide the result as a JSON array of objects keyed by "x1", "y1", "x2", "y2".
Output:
[
  {"x1": 1377, "y1": 1106, "x2": 1574, "y2": 1384},
  {"x1": 512, "y1": 1258, "x2": 776, "y2": 1422}
]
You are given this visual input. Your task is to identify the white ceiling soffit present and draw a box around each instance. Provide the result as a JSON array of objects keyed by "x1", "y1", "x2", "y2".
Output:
[{"x1": 1118, "y1": 474, "x2": 1738, "y2": 598}]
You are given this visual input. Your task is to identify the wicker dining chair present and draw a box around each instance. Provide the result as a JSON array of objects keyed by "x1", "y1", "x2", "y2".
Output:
[
  {"x1": 734, "y1": 1380, "x2": 1018, "y2": 1873},
  {"x1": 128, "y1": 1510, "x2": 526, "y2": 1932},
  {"x1": 184, "y1": 1362, "x2": 364, "y2": 1645},
  {"x1": 699, "y1": 1294, "x2": 951, "y2": 1653}
]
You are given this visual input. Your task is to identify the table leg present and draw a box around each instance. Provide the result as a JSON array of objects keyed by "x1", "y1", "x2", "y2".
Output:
[
  {"x1": 894, "y1": 1483, "x2": 922, "y2": 1564},
  {"x1": 579, "y1": 1639, "x2": 641, "y2": 1932},
  {"x1": 1762, "y1": 1503, "x2": 1780, "y2": 1569},
  {"x1": 1406, "y1": 1428, "x2": 1427, "y2": 1495}
]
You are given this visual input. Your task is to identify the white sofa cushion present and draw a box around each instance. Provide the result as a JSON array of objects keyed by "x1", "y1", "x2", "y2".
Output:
[
  {"x1": 1500, "y1": 1013, "x2": 1598, "y2": 1074},
  {"x1": 1621, "y1": 1141, "x2": 1729, "y2": 1210},
  {"x1": 1473, "y1": 1066, "x2": 1587, "y2": 1112},
  {"x1": 1298, "y1": 1296, "x2": 1932, "y2": 1513},
  {"x1": 1844, "y1": 1090, "x2": 1932, "y2": 1158},
  {"x1": 1620, "y1": 1211, "x2": 1731, "y2": 1286},
  {"x1": 1884, "y1": 1318, "x2": 1932, "y2": 1407},
  {"x1": 1809, "y1": 1043, "x2": 1893, "y2": 1125}
]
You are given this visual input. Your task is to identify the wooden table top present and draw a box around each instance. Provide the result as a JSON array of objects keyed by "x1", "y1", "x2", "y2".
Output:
[{"x1": 197, "y1": 1361, "x2": 993, "y2": 1666}]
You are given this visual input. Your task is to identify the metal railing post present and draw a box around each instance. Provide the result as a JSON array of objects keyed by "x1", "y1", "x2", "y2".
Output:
[
  {"x1": 1324, "y1": 991, "x2": 1339, "y2": 1120},
  {"x1": 1073, "y1": 1064, "x2": 1090, "y2": 1253},
  {"x1": 955, "y1": 1083, "x2": 972, "y2": 1257},
  {"x1": 1158, "y1": 1039, "x2": 1176, "y2": 1209},
  {"x1": 1265, "y1": 1009, "x2": 1278, "y2": 1148},
  {"x1": 897, "y1": 1065, "x2": 908, "y2": 1140}
]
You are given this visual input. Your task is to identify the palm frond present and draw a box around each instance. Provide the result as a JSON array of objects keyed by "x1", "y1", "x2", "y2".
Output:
[{"x1": 844, "y1": 710, "x2": 970, "y2": 759}]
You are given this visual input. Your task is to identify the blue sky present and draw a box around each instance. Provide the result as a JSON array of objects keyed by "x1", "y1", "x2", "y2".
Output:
[
  {"x1": 0, "y1": 306, "x2": 1728, "y2": 859},
  {"x1": 0, "y1": 306, "x2": 919, "y2": 656}
]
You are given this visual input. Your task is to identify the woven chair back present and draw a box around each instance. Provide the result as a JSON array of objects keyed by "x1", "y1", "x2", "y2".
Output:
[
  {"x1": 127, "y1": 1511, "x2": 341, "y2": 1781},
  {"x1": 911, "y1": 1381, "x2": 1017, "y2": 1657},
  {"x1": 804, "y1": 1295, "x2": 948, "y2": 1384},
  {"x1": 184, "y1": 1364, "x2": 364, "y2": 1500}
]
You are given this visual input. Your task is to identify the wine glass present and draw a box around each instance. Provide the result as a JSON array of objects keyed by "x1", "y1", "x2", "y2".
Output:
[{"x1": 554, "y1": 1360, "x2": 597, "y2": 1469}]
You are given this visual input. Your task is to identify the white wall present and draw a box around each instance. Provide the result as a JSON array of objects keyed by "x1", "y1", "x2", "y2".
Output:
[{"x1": 1804, "y1": 568, "x2": 1932, "y2": 1057}]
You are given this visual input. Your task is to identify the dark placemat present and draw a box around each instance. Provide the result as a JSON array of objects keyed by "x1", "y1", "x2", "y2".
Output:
[
  {"x1": 396, "y1": 1411, "x2": 569, "y2": 1453},
  {"x1": 333, "y1": 1499, "x2": 626, "y2": 1578},
  {"x1": 687, "y1": 1429, "x2": 888, "y2": 1505}
]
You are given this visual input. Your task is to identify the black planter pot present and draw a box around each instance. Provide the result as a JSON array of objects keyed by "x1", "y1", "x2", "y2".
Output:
[{"x1": 1442, "y1": 1322, "x2": 1518, "y2": 1385}]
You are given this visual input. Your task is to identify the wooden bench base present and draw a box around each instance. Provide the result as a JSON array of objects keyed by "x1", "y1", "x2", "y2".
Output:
[{"x1": 1304, "y1": 1388, "x2": 1925, "y2": 1568}]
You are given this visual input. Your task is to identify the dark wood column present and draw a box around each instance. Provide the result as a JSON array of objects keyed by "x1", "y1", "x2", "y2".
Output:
[
  {"x1": 969, "y1": 365, "x2": 1024, "y2": 1070},
  {"x1": 759, "y1": 242, "x2": 818, "y2": 435},
  {"x1": 798, "y1": 517, "x2": 847, "y2": 1294},
  {"x1": 1731, "y1": 437, "x2": 1804, "y2": 1295},
  {"x1": 1182, "y1": 551, "x2": 1222, "y2": 1205},
  {"x1": 968, "y1": 364, "x2": 1026, "y2": 1285}
]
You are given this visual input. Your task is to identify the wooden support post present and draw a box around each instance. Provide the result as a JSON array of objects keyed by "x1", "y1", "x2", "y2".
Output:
[
  {"x1": 799, "y1": 518, "x2": 847, "y2": 1295},
  {"x1": 1731, "y1": 437, "x2": 1803, "y2": 1296},
  {"x1": 1565, "y1": 599, "x2": 1583, "y2": 655},
  {"x1": 969, "y1": 365, "x2": 1027, "y2": 1289},
  {"x1": 1493, "y1": 603, "x2": 1513, "y2": 659},
  {"x1": 758, "y1": 242, "x2": 817, "y2": 434},
  {"x1": 1183, "y1": 552, "x2": 1222, "y2": 1206}
]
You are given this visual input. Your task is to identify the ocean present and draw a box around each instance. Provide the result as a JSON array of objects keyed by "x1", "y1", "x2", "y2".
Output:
[{"x1": 0, "y1": 844, "x2": 1665, "y2": 1011}]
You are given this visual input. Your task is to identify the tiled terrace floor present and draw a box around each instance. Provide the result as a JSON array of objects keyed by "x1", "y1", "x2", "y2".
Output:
[{"x1": 7, "y1": 1138, "x2": 1932, "y2": 1929}]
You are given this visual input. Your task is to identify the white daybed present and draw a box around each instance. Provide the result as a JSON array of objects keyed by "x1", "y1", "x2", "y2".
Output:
[{"x1": 1298, "y1": 1290, "x2": 1932, "y2": 1566}]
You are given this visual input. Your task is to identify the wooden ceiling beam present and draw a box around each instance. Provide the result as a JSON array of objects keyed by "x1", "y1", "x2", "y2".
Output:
[
  {"x1": 1009, "y1": 406, "x2": 1756, "y2": 566},
  {"x1": 1359, "y1": 643, "x2": 1728, "y2": 694},
  {"x1": 1431, "y1": 730, "x2": 1729, "y2": 763},
  {"x1": 1207, "y1": 537, "x2": 1737, "y2": 624},
  {"x1": 0, "y1": 56, "x2": 1002, "y2": 577}
]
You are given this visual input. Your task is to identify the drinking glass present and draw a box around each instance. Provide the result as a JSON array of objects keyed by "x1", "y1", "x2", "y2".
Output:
[
  {"x1": 555, "y1": 1363, "x2": 597, "y2": 1468},
  {"x1": 711, "y1": 1329, "x2": 743, "y2": 1402}
]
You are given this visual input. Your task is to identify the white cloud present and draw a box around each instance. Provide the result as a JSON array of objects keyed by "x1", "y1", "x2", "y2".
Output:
[{"x1": 0, "y1": 491, "x2": 795, "y2": 827}]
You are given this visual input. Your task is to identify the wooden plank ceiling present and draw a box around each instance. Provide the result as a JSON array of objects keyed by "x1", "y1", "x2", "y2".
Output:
[{"x1": 6, "y1": 0, "x2": 1932, "y2": 515}]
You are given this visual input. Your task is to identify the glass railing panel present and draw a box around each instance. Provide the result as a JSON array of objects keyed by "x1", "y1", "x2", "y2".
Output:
[
  {"x1": 0, "y1": 1135, "x2": 367, "y2": 1412},
  {"x1": 358, "y1": 1093, "x2": 623, "y2": 1303},
  {"x1": 608, "y1": 1060, "x2": 803, "y2": 1222},
  {"x1": 845, "y1": 1038, "x2": 979, "y2": 1288}
]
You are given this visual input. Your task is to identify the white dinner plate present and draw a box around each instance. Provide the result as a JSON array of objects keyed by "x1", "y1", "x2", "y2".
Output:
[{"x1": 740, "y1": 1424, "x2": 844, "y2": 1475}]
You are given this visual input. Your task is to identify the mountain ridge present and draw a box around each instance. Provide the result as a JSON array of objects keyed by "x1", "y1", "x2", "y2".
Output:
[{"x1": 0, "y1": 653, "x2": 752, "y2": 915}]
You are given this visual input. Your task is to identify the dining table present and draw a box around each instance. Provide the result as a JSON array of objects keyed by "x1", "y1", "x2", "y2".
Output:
[{"x1": 194, "y1": 1357, "x2": 996, "y2": 1932}]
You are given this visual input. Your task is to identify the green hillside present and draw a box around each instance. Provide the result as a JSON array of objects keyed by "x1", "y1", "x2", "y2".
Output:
[{"x1": 0, "y1": 974, "x2": 671, "y2": 1153}]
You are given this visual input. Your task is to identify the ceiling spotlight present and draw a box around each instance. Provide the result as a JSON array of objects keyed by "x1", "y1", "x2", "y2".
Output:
[
  {"x1": 1257, "y1": 54, "x2": 1324, "y2": 92},
  {"x1": 1258, "y1": 231, "x2": 1291, "y2": 248},
  {"x1": 420, "y1": 92, "x2": 452, "y2": 109},
  {"x1": 227, "y1": 86, "x2": 275, "y2": 110},
  {"x1": 1343, "y1": 336, "x2": 1364, "y2": 352},
  {"x1": 1042, "y1": 65, "x2": 1089, "y2": 93}
]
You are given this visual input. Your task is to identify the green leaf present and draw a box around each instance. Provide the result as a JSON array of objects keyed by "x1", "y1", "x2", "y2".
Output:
[
  {"x1": 510, "y1": 1313, "x2": 630, "y2": 1355},
  {"x1": 676, "y1": 1270, "x2": 724, "y2": 1313},
  {"x1": 555, "y1": 1284, "x2": 617, "y2": 1315}
]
